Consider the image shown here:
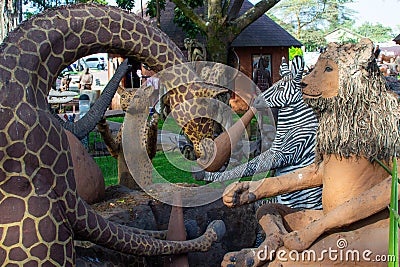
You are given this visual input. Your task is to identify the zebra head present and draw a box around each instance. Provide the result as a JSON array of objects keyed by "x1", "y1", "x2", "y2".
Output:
[{"x1": 255, "y1": 56, "x2": 305, "y2": 109}]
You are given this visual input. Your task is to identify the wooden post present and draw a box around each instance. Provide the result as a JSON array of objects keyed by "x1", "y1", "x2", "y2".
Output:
[{"x1": 164, "y1": 191, "x2": 189, "y2": 267}]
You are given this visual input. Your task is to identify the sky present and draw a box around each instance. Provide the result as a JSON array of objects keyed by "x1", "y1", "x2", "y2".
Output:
[
  {"x1": 109, "y1": 0, "x2": 400, "y2": 30},
  {"x1": 344, "y1": 0, "x2": 400, "y2": 29}
]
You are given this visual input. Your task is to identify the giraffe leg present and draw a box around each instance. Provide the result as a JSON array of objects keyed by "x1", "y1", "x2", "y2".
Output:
[
  {"x1": 125, "y1": 226, "x2": 168, "y2": 239},
  {"x1": 74, "y1": 199, "x2": 226, "y2": 256},
  {"x1": 134, "y1": 219, "x2": 226, "y2": 255}
]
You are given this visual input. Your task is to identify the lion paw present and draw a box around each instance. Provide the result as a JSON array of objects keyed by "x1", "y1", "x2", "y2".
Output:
[{"x1": 221, "y1": 237, "x2": 282, "y2": 267}]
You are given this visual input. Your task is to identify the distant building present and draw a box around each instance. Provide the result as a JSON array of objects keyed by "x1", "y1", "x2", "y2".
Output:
[
  {"x1": 153, "y1": 0, "x2": 302, "y2": 83},
  {"x1": 394, "y1": 34, "x2": 400, "y2": 45},
  {"x1": 324, "y1": 28, "x2": 363, "y2": 44},
  {"x1": 110, "y1": 1, "x2": 302, "y2": 110}
]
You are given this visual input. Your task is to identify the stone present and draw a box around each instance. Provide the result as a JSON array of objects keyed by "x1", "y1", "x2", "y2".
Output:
[
  {"x1": 151, "y1": 195, "x2": 258, "y2": 266},
  {"x1": 81, "y1": 185, "x2": 259, "y2": 266}
]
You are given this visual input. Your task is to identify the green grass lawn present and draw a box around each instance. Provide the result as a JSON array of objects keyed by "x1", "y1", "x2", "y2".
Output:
[
  {"x1": 93, "y1": 112, "x2": 268, "y2": 186},
  {"x1": 93, "y1": 156, "x2": 118, "y2": 186},
  {"x1": 107, "y1": 116, "x2": 124, "y2": 124},
  {"x1": 158, "y1": 116, "x2": 183, "y2": 133},
  {"x1": 96, "y1": 150, "x2": 268, "y2": 187},
  {"x1": 152, "y1": 151, "x2": 206, "y2": 185},
  {"x1": 96, "y1": 151, "x2": 206, "y2": 186}
]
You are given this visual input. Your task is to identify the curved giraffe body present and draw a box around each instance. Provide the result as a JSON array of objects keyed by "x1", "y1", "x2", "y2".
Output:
[{"x1": 0, "y1": 4, "x2": 225, "y2": 265}]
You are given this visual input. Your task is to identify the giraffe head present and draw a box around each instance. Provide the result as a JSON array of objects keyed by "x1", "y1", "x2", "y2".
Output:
[{"x1": 154, "y1": 63, "x2": 230, "y2": 159}]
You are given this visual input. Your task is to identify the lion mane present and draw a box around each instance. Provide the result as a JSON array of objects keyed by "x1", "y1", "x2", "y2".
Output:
[{"x1": 305, "y1": 39, "x2": 400, "y2": 162}]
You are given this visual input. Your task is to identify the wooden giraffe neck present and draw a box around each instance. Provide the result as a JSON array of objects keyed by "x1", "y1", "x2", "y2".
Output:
[{"x1": 0, "y1": 4, "x2": 226, "y2": 265}]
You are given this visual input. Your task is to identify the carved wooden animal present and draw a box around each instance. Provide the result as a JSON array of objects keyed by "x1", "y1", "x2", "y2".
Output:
[
  {"x1": 220, "y1": 38, "x2": 399, "y2": 266},
  {"x1": 0, "y1": 4, "x2": 226, "y2": 265},
  {"x1": 96, "y1": 86, "x2": 159, "y2": 190}
]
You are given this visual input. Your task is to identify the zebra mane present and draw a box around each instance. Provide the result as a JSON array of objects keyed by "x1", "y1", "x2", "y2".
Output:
[
  {"x1": 279, "y1": 56, "x2": 304, "y2": 82},
  {"x1": 306, "y1": 38, "x2": 400, "y2": 163}
]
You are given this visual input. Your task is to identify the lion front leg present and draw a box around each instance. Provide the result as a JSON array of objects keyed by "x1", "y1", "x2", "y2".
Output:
[
  {"x1": 221, "y1": 204, "x2": 323, "y2": 267},
  {"x1": 283, "y1": 175, "x2": 393, "y2": 252}
]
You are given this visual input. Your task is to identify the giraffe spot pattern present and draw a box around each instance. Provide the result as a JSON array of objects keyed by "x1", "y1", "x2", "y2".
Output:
[{"x1": 0, "y1": 4, "x2": 225, "y2": 265}]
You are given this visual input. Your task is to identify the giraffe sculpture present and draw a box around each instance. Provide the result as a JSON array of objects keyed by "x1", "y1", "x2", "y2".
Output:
[{"x1": 0, "y1": 4, "x2": 227, "y2": 265}]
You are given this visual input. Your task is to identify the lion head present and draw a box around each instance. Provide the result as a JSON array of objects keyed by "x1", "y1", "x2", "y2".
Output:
[{"x1": 302, "y1": 38, "x2": 399, "y2": 162}]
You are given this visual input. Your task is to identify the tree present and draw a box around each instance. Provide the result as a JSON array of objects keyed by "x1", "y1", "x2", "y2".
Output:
[
  {"x1": 1, "y1": 0, "x2": 22, "y2": 42},
  {"x1": 355, "y1": 22, "x2": 394, "y2": 43},
  {"x1": 319, "y1": 0, "x2": 355, "y2": 32},
  {"x1": 143, "y1": 0, "x2": 282, "y2": 63},
  {"x1": 267, "y1": 0, "x2": 354, "y2": 50},
  {"x1": 300, "y1": 28, "x2": 326, "y2": 51}
]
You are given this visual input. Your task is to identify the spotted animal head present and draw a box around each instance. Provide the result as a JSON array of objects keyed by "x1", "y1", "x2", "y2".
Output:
[{"x1": 118, "y1": 86, "x2": 139, "y2": 111}]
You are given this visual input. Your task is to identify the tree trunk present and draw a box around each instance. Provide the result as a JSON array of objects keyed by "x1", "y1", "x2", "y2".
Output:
[
  {"x1": 205, "y1": 25, "x2": 233, "y2": 63},
  {"x1": 0, "y1": 0, "x2": 21, "y2": 42}
]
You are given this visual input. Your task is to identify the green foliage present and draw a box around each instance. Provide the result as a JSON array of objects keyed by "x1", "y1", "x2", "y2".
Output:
[
  {"x1": 271, "y1": 0, "x2": 395, "y2": 52},
  {"x1": 268, "y1": 0, "x2": 395, "y2": 51},
  {"x1": 268, "y1": 0, "x2": 355, "y2": 51},
  {"x1": 147, "y1": 0, "x2": 204, "y2": 39},
  {"x1": 115, "y1": 0, "x2": 135, "y2": 10},
  {"x1": 355, "y1": 22, "x2": 394, "y2": 43},
  {"x1": 23, "y1": 0, "x2": 108, "y2": 14},
  {"x1": 320, "y1": 0, "x2": 356, "y2": 31},
  {"x1": 24, "y1": 11, "x2": 36, "y2": 19},
  {"x1": 288, "y1": 47, "x2": 304, "y2": 60},
  {"x1": 299, "y1": 28, "x2": 326, "y2": 51},
  {"x1": 80, "y1": 0, "x2": 107, "y2": 4},
  {"x1": 146, "y1": 0, "x2": 166, "y2": 18},
  {"x1": 375, "y1": 157, "x2": 399, "y2": 267},
  {"x1": 173, "y1": 7, "x2": 203, "y2": 38},
  {"x1": 389, "y1": 157, "x2": 399, "y2": 267}
]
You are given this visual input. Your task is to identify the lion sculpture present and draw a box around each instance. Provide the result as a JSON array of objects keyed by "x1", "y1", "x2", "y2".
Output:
[{"x1": 220, "y1": 38, "x2": 400, "y2": 267}]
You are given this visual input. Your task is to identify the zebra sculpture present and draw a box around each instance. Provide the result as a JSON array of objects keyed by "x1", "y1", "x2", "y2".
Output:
[{"x1": 194, "y1": 56, "x2": 322, "y2": 210}]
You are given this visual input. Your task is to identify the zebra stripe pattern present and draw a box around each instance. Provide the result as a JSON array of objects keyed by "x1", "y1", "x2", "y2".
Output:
[{"x1": 203, "y1": 56, "x2": 322, "y2": 210}]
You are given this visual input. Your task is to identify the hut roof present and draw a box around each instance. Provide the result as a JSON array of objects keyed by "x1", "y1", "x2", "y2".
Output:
[{"x1": 394, "y1": 34, "x2": 400, "y2": 45}]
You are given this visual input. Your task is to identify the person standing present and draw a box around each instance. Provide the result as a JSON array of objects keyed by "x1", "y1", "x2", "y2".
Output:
[
  {"x1": 374, "y1": 45, "x2": 381, "y2": 59},
  {"x1": 79, "y1": 68, "x2": 93, "y2": 91},
  {"x1": 142, "y1": 64, "x2": 160, "y2": 108},
  {"x1": 60, "y1": 73, "x2": 71, "y2": 92}
]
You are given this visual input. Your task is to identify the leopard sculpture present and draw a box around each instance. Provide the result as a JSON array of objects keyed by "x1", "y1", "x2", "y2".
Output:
[
  {"x1": 96, "y1": 86, "x2": 159, "y2": 189},
  {"x1": 221, "y1": 38, "x2": 400, "y2": 266},
  {"x1": 0, "y1": 4, "x2": 226, "y2": 265}
]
